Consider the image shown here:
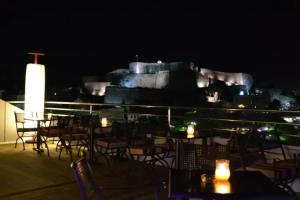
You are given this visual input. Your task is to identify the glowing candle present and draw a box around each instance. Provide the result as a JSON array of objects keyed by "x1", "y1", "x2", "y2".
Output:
[
  {"x1": 214, "y1": 180, "x2": 231, "y2": 194},
  {"x1": 215, "y1": 159, "x2": 230, "y2": 181},
  {"x1": 101, "y1": 117, "x2": 108, "y2": 127},
  {"x1": 187, "y1": 125, "x2": 195, "y2": 139},
  {"x1": 47, "y1": 113, "x2": 53, "y2": 120}
]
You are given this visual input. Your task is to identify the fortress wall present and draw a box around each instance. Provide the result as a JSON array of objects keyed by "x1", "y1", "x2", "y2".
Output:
[
  {"x1": 129, "y1": 62, "x2": 187, "y2": 74},
  {"x1": 84, "y1": 82, "x2": 111, "y2": 96},
  {"x1": 200, "y1": 68, "x2": 253, "y2": 90},
  {"x1": 120, "y1": 71, "x2": 169, "y2": 89}
]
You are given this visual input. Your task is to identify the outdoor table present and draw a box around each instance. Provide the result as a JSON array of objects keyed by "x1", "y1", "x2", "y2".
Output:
[
  {"x1": 24, "y1": 117, "x2": 48, "y2": 153},
  {"x1": 169, "y1": 169, "x2": 293, "y2": 200}
]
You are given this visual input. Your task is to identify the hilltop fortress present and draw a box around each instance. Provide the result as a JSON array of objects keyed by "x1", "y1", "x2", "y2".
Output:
[{"x1": 86, "y1": 61, "x2": 253, "y2": 105}]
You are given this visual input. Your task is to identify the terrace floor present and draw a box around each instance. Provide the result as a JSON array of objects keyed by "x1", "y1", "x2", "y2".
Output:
[{"x1": 0, "y1": 143, "x2": 168, "y2": 200}]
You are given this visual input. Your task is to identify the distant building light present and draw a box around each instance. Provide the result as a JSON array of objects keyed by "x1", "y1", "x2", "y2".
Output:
[
  {"x1": 54, "y1": 92, "x2": 57, "y2": 96},
  {"x1": 207, "y1": 92, "x2": 219, "y2": 103},
  {"x1": 238, "y1": 104, "x2": 245, "y2": 108},
  {"x1": 197, "y1": 81, "x2": 206, "y2": 88},
  {"x1": 225, "y1": 82, "x2": 232, "y2": 86},
  {"x1": 283, "y1": 117, "x2": 294, "y2": 123},
  {"x1": 257, "y1": 126, "x2": 269, "y2": 132},
  {"x1": 239, "y1": 91, "x2": 245, "y2": 96}
]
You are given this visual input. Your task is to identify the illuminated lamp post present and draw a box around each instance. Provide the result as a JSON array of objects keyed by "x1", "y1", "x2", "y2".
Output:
[{"x1": 24, "y1": 52, "x2": 45, "y2": 121}]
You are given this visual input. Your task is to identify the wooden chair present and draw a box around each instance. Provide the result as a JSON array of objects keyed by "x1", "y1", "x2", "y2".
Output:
[
  {"x1": 71, "y1": 157, "x2": 103, "y2": 200},
  {"x1": 14, "y1": 112, "x2": 37, "y2": 150}
]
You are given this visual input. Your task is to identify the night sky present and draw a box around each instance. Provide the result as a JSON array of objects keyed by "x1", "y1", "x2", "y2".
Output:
[{"x1": 1, "y1": 1, "x2": 300, "y2": 90}]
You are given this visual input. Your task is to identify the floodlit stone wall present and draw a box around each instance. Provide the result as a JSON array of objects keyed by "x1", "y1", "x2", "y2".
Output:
[
  {"x1": 120, "y1": 71, "x2": 170, "y2": 89},
  {"x1": 198, "y1": 68, "x2": 253, "y2": 91},
  {"x1": 115, "y1": 62, "x2": 253, "y2": 92},
  {"x1": 84, "y1": 82, "x2": 111, "y2": 96},
  {"x1": 196, "y1": 73, "x2": 210, "y2": 88},
  {"x1": 129, "y1": 62, "x2": 187, "y2": 74}
]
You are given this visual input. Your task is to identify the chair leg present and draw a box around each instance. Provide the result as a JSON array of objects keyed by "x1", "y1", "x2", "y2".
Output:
[
  {"x1": 58, "y1": 147, "x2": 63, "y2": 160},
  {"x1": 68, "y1": 148, "x2": 73, "y2": 161},
  {"x1": 20, "y1": 137, "x2": 25, "y2": 150},
  {"x1": 77, "y1": 144, "x2": 87, "y2": 158},
  {"x1": 15, "y1": 137, "x2": 20, "y2": 148},
  {"x1": 59, "y1": 142, "x2": 73, "y2": 161},
  {"x1": 41, "y1": 136, "x2": 50, "y2": 158},
  {"x1": 44, "y1": 142, "x2": 50, "y2": 158},
  {"x1": 32, "y1": 134, "x2": 37, "y2": 148},
  {"x1": 56, "y1": 139, "x2": 62, "y2": 152},
  {"x1": 59, "y1": 140, "x2": 67, "y2": 160}
]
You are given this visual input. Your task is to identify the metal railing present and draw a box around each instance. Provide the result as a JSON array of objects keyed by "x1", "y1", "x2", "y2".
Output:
[{"x1": 7, "y1": 100, "x2": 300, "y2": 142}]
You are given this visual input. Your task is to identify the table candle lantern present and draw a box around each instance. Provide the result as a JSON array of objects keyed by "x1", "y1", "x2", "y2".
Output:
[
  {"x1": 47, "y1": 113, "x2": 53, "y2": 120},
  {"x1": 101, "y1": 117, "x2": 108, "y2": 127},
  {"x1": 187, "y1": 125, "x2": 195, "y2": 139},
  {"x1": 215, "y1": 159, "x2": 230, "y2": 181}
]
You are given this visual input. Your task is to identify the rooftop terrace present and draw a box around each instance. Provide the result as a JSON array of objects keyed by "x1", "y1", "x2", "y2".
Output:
[
  {"x1": 1, "y1": 100, "x2": 300, "y2": 199},
  {"x1": 0, "y1": 143, "x2": 168, "y2": 200}
]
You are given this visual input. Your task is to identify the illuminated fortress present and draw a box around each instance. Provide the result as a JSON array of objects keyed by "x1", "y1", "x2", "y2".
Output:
[
  {"x1": 118, "y1": 62, "x2": 252, "y2": 90},
  {"x1": 102, "y1": 61, "x2": 253, "y2": 105}
]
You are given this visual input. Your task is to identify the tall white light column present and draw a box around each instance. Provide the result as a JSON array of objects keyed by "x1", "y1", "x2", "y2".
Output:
[{"x1": 24, "y1": 52, "x2": 45, "y2": 120}]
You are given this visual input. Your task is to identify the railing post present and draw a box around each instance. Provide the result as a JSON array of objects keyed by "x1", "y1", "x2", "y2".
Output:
[
  {"x1": 123, "y1": 105, "x2": 128, "y2": 123},
  {"x1": 89, "y1": 105, "x2": 92, "y2": 114},
  {"x1": 168, "y1": 106, "x2": 171, "y2": 128}
]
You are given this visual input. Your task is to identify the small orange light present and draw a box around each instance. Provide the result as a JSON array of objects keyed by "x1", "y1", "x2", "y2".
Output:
[{"x1": 215, "y1": 159, "x2": 230, "y2": 181}]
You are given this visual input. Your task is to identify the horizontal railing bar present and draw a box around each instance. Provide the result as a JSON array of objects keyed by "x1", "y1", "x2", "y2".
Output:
[
  {"x1": 8, "y1": 100, "x2": 300, "y2": 125},
  {"x1": 8, "y1": 100, "x2": 300, "y2": 114},
  {"x1": 44, "y1": 107, "x2": 91, "y2": 113},
  {"x1": 281, "y1": 134, "x2": 300, "y2": 138},
  {"x1": 6, "y1": 100, "x2": 300, "y2": 147},
  {"x1": 196, "y1": 107, "x2": 300, "y2": 114},
  {"x1": 196, "y1": 117, "x2": 300, "y2": 126},
  {"x1": 9, "y1": 101, "x2": 171, "y2": 109}
]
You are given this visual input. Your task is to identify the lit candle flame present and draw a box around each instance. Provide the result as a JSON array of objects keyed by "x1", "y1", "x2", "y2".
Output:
[
  {"x1": 101, "y1": 117, "x2": 108, "y2": 127},
  {"x1": 215, "y1": 159, "x2": 230, "y2": 181},
  {"x1": 47, "y1": 113, "x2": 52, "y2": 120},
  {"x1": 187, "y1": 125, "x2": 195, "y2": 139}
]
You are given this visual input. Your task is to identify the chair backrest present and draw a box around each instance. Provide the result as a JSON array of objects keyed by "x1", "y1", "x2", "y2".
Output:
[
  {"x1": 14, "y1": 112, "x2": 25, "y2": 129},
  {"x1": 181, "y1": 143, "x2": 215, "y2": 171},
  {"x1": 14, "y1": 112, "x2": 36, "y2": 129},
  {"x1": 39, "y1": 116, "x2": 68, "y2": 137},
  {"x1": 71, "y1": 158, "x2": 103, "y2": 200}
]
